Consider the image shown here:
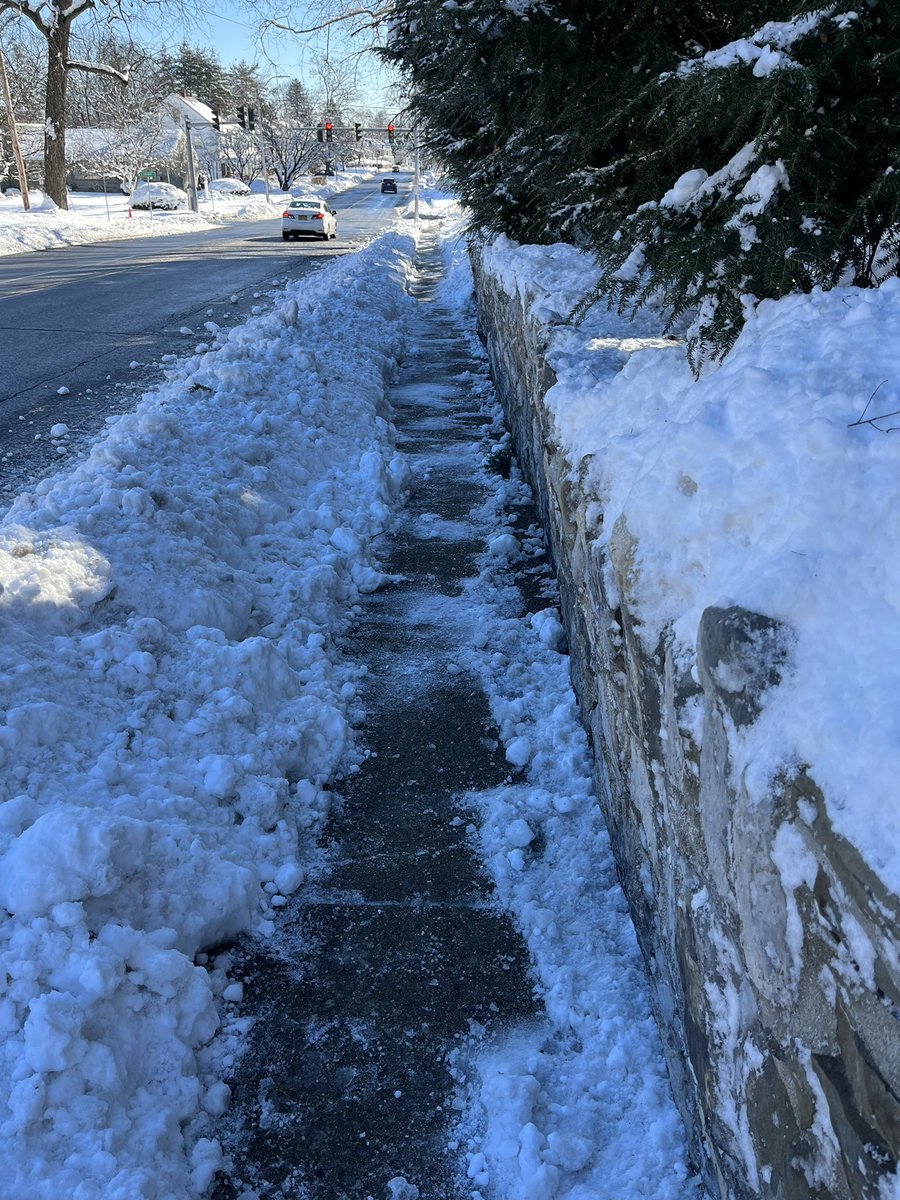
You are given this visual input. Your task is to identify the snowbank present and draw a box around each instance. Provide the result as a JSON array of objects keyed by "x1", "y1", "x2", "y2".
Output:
[
  {"x1": 480, "y1": 234, "x2": 900, "y2": 899},
  {"x1": 461, "y1": 534, "x2": 701, "y2": 1200},
  {"x1": 0, "y1": 226, "x2": 417, "y2": 1198},
  {"x1": 396, "y1": 176, "x2": 461, "y2": 223}
]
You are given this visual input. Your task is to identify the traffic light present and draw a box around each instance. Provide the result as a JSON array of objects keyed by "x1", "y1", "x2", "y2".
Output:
[
  {"x1": 354, "y1": 122, "x2": 362, "y2": 143},
  {"x1": 317, "y1": 125, "x2": 324, "y2": 143},
  {"x1": 237, "y1": 106, "x2": 246, "y2": 129},
  {"x1": 211, "y1": 109, "x2": 220, "y2": 131},
  {"x1": 325, "y1": 121, "x2": 333, "y2": 143},
  {"x1": 248, "y1": 107, "x2": 256, "y2": 131},
  {"x1": 387, "y1": 123, "x2": 395, "y2": 144}
]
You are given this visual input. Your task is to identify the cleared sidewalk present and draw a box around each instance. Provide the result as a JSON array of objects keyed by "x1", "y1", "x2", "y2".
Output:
[{"x1": 212, "y1": 238, "x2": 542, "y2": 1200}]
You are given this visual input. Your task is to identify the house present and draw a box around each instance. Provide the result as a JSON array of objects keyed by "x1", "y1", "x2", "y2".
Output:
[
  {"x1": 161, "y1": 94, "x2": 223, "y2": 177},
  {"x1": 68, "y1": 125, "x2": 186, "y2": 192},
  {"x1": 1, "y1": 94, "x2": 230, "y2": 195}
]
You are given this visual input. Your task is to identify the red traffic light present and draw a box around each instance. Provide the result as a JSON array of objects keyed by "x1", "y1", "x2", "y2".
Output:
[{"x1": 387, "y1": 122, "x2": 395, "y2": 143}]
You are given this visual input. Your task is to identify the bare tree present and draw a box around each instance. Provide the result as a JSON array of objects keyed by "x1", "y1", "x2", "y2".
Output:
[
  {"x1": 246, "y1": 0, "x2": 397, "y2": 114},
  {"x1": 314, "y1": 53, "x2": 357, "y2": 122},
  {"x1": 219, "y1": 127, "x2": 261, "y2": 185},
  {"x1": 68, "y1": 32, "x2": 167, "y2": 128},
  {"x1": 80, "y1": 108, "x2": 169, "y2": 194},
  {"x1": 0, "y1": 0, "x2": 131, "y2": 207},
  {"x1": 253, "y1": 0, "x2": 392, "y2": 40},
  {"x1": 260, "y1": 78, "x2": 319, "y2": 190},
  {"x1": 0, "y1": 18, "x2": 44, "y2": 121}
]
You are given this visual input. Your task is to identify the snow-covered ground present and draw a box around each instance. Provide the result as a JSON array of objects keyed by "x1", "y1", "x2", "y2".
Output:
[
  {"x1": 460, "y1": 534, "x2": 700, "y2": 1200},
  {"x1": 0, "y1": 169, "x2": 375, "y2": 256}
]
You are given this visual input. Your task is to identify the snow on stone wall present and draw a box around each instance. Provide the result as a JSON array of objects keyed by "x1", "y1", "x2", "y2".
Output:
[{"x1": 470, "y1": 251, "x2": 900, "y2": 1200}]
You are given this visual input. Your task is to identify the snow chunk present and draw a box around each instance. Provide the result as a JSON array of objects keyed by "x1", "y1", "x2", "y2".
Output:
[
  {"x1": 0, "y1": 809, "x2": 149, "y2": 918},
  {"x1": 506, "y1": 736, "x2": 533, "y2": 769},
  {"x1": 0, "y1": 527, "x2": 112, "y2": 631},
  {"x1": 771, "y1": 821, "x2": 818, "y2": 980},
  {"x1": 203, "y1": 1081, "x2": 231, "y2": 1116},
  {"x1": 676, "y1": 10, "x2": 857, "y2": 78},
  {"x1": 660, "y1": 169, "x2": 709, "y2": 209},
  {"x1": 507, "y1": 818, "x2": 535, "y2": 848},
  {"x1": 528, "y1": 608, "x2": 565, "y2": 651},
  {"x1": 274, "y1": 860, "x2": 305, "y2": 894},
  {"x1": 488, "y1": 532, "x2": 522, "y2": 560},
  {"x1": 387, "y1": 1178, "x2": 420, "y2": 1200}
]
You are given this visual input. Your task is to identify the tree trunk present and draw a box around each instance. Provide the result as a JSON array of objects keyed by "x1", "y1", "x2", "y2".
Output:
[{"x1": 44, "y1": 18, "x2": 71, "y2": 209}]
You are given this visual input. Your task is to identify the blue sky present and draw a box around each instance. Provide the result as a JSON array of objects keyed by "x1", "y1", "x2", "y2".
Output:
[{"x1": 139, "y1": 0, "x2": 401, "y2": 113}]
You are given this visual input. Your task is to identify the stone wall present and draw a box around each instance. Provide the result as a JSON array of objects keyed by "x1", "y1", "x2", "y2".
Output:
[{"x1": 471, "y1": 254, "x2": 900, "y2": 1200}]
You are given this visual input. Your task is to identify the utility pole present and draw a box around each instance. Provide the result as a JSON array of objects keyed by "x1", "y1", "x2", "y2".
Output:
[
  {"x1": 183, "y1": 117, "x2": 199, "y2": 213},
  {"x1": 248, "y1": 103, "x2": 269, "y2": 205},
  {"x1": 258, "y1": 132, "x2": 270, "y2": 205},
  {"x1": 0, "y1": 49, "x2": 30, "y2": 210}
]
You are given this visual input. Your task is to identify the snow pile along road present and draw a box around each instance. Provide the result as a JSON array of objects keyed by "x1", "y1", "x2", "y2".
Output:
[{"x1": 0, "y1": 229, "x2": 416, "y2": 1198}]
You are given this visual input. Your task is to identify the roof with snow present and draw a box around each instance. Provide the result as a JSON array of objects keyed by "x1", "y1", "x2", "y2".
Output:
[{"x1": 163, "y1": 94, "x2": 218, "y2": 128}]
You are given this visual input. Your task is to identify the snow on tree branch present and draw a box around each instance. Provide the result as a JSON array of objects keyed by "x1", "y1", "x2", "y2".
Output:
[
  {"x1": 65, "y1": 57, "x2": 131, "y2": 83},
  {"x1": 673, "y1": 7, "x2": 860, "y2": 79},
  {"x1": 0, "y1": 0, "x2": 101, "y2": 29}
]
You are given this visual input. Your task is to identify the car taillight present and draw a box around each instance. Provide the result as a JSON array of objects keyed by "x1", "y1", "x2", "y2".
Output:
[
  {"x1": 282, "y1": 211, "x2": 290, "y2": 217},
  {"x1": 314, "y1": 212, "x2": 324, "y2": 218}
]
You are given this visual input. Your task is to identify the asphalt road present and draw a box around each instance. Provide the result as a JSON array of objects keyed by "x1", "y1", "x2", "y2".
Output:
[{"x1": 0, "y1": 173, "x2": 411, "y2": 507}]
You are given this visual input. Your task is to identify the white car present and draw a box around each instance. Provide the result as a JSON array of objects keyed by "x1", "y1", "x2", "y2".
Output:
[
  {"x1": 281, "y1": 197, "x2": 337, "y2": 241},
  {"x1": 129, "y1": 182, "x2": 188, "y2": 210},
  {"x1": 209, "y1": 178, "x2": 250, "y2": 196}
]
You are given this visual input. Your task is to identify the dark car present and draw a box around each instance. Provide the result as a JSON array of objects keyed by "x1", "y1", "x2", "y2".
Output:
[{"x1": 380, "y1": 178, "x2": 398, "y2": 194}]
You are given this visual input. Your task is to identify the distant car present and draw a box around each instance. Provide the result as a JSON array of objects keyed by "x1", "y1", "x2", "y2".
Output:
[
  {"x1": 209, "y1": 178, "x2": 250, "y2": 196},
  {"x1": 281, "y1": 197, "x2": 338, "y2": 241},
  {"x1": 129, "y1": 182, "x2": 188, "y2": 211},
  {"x1": 380, "y1": 178, "x2": 398, "y2": 194}
]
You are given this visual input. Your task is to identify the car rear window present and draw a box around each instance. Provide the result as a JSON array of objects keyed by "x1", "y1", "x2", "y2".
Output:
[{"x1": 290, "y1": 199, "x2": 320, "y2": 208}]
